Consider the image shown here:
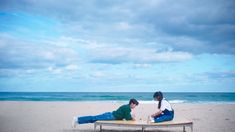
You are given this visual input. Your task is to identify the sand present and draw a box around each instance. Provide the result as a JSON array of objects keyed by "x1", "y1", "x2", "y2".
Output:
[{"x1": 0, "y1": 101, "x2": 234, "y2": 132}]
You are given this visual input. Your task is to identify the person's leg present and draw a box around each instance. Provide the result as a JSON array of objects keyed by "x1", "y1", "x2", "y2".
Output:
[
  {"x1": 78, "y1": 112, "x2": 114, "y2": 124},
  {"x1": 154, "y1": 114, "x2": 173, "y2": 123},
  {"x1": 78, "y1": 116, "x2": 94, "y2": 124},
  {"x1": 92, "y1": 112, "x2": 115, "y2": 121}
]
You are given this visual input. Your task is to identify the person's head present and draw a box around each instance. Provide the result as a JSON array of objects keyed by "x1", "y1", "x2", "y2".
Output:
[
  {"x1": 153, "y1": 91, "x2": 163, "y2": 101},
  {"x1": 129, "y1": 98, "x2": 139, "y2": 109},
  {"x1": 153, "y1": 91, "x2": 163, "y2": 109}
]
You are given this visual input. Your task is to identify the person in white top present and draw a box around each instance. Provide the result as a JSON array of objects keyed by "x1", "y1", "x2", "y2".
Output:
[{"x1": 151, "y1": 91, "x2": 174, "y2": 122}]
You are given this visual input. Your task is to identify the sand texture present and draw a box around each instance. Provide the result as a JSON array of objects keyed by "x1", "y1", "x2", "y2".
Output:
[{"x1": 0, "y1": 101, "x2": 234, "y2": 132}]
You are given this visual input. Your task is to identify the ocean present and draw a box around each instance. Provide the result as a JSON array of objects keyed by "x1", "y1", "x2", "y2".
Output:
[{"x1": 0, "y1": 92, "x2": 235, "y2": 103}]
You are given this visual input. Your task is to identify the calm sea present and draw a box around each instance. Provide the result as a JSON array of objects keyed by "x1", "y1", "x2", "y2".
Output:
[{"x1": 0, "y1": 92, "x2": 235, "y2": 103}]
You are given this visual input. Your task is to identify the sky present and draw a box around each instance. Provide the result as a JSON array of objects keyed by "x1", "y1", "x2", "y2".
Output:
[{"x1": 0, "y1": 0, "x2": 235, "y2": 92}]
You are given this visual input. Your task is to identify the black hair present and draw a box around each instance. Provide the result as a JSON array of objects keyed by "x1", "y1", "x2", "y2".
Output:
[
  {"x1": 129, "y1": 98, "x2": 139, "y2": 105},
  {"x1": 153, "y1": 91, "x2": 163, "y2": 109}
]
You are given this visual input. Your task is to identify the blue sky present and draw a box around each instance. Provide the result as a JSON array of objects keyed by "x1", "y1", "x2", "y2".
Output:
[{"x1": 0, "y1": 0, "x2": 235, "y2": 92}]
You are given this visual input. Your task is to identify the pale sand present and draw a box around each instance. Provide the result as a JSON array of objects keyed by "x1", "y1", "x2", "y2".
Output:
[{"x1": 0, "y1": 101, "x2": 234, "y2": 132}]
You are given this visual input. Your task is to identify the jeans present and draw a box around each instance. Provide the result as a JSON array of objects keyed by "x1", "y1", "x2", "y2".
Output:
[
  {"x1": 78, "y1": 112, "x2": 115, "y2": 124},
  {"x1": 154, "y1": 109, "x2": 174, "y2": 123}
]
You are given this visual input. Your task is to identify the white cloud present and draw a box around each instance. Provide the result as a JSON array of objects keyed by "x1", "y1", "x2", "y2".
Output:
[
  {"x1": 0, "y1": 35, "x2": 80, "y2": 70},
  {"x1": 134, "y1": 64, "x2": 152, "y2": 68},
  {"x1": 116, "y1": 22, "x2": 132, "y2": 30},
  {"x1": 152, "y1": 51, "x2": 192, "y2": 62},
  {"x1": 2, "y1": 0, "x2": 234, "y2": 54},
  {"x1": 90, "y1": 71, "x2": 105, "y2": 78},
  {"x1": 44, "y1": 36, "x2": 90, "y2": 47},
  {"x1": 48, "y1": 66, "x2": 62, "y2": 74},
  {"x1": 65, "y1": 64, "x2": 79, "y2": 71},
  {"x1": 40, "y1": 51, "x2": 55, "y2": 60},
  {"x1": 90, "y1": 46, "x2": 193, "y2": 63}
]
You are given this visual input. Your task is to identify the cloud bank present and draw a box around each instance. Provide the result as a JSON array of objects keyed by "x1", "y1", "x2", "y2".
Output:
[{"x1": 0, "y1": 0, "x2": 235, "y2": 92}]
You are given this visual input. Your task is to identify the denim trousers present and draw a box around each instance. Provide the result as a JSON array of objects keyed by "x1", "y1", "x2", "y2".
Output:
[
  {"x1": 154, "y1": 109, "x2": 174, "y2": 123},
  {"x1": 78, "y1": 112, "x2": 115, "y2": 124}
]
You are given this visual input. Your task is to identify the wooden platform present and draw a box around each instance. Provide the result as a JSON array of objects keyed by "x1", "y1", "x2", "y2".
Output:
[{"x1": 94, "y1": 118, "x2": 193, "y2": 132}]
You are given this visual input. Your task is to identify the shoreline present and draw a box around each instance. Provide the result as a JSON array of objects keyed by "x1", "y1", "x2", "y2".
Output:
[{"x1": 1, "y1": 100, "x2": 235, "y2": 104}]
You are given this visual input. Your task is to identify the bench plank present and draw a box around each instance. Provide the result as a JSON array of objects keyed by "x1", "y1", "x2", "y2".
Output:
[{"x1": 94, "y1": 119, "x2": 193, "y2": 132}]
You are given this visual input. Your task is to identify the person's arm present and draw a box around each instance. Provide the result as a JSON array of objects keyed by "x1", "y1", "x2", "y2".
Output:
[
  {"x1": 131, "y1": 113, "x2": 136, "y2": 121},
  {"x1": 151, "y1": 109, "x2": 162, "y2": 118},
  {"x1": 124, "y1": 110, "x2": 133, "y2": 120},
  {"x1": 123, "y1": 105, "x2": 133, "y2": 120}
]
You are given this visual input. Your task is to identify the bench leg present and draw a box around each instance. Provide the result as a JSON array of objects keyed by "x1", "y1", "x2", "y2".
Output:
[
  {"x1": 94, "y1": 123, "x2": 96, "y2": 131},
  {"x1": 191, "y1": 124, "x2": 193, "y2": 132},
  {"x1": 142, "y1": 126, "x2": 145, "y2": 132},
  {"x1": 99, "y1": 125, "x2": 102, "y2": 132},
  {"x1": 183, "y1": 126, "x2": 186, "y2": 132}
]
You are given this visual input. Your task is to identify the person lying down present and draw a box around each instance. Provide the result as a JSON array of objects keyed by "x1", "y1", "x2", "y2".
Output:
[{"x1": 72, "y1": 98, "x2": 139, "y2": 128}]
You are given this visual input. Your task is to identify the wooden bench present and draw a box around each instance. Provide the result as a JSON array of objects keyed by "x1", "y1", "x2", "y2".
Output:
[{"x1": 94, "y1": 119, "x2": 193, "y2": 132}]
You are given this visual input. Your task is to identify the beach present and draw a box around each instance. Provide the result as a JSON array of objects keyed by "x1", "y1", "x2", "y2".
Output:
[{"x1": 0, "y1": 101, "x2": 234, "y2": 132}]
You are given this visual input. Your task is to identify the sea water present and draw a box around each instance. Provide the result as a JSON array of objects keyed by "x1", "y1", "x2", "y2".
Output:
[{"x1": 0, "y1": 92, "x2": 235, "y2": 103}]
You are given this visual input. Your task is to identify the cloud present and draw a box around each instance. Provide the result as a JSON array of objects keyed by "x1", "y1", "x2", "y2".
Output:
[
  {"x1": 204, "y1": 71, "x2": 235, "y2": 80},
  {"x1": 46, "y1": 64, "x2": 79, "y2": 74},
  {"x1": 0, "y1": 12, "x2": 59, "y2": 39},
  {"x1": 183, "y1": 70, "x2": 235, "y2": 83},
  {"x1": 1, "y1": 0, "x2": 234, "y2": 54},
  {"x1": 90, "y1": 71, "x2": 105, "y2": 78},
  {"x1": 0, "y1": 35, "x2": 79, "y2": 70},
  {"x1": 133, "y1": 64, "x2": 152, "y2": 68},
  {"x1": 39, "y1": 51, "x2": 55, "y2": 60},
  {"x1": 89, "y1": 46, "x2": 192, "y2": 64},
  {"x1": 116, "y1": 22, "x2": 132, "y2": 30},
  {"x1": 134, "y1": 0, "x2": 235, "y2": 54},
  {"x1": 65, "y1": 64, "x2": 79, "y2": 71},
  {"x1": 47, "y1": 66, "x2": 62, "y2": 74},
  {"x1": 0, "y1": 0, "x2": 235, "y2": 92}
]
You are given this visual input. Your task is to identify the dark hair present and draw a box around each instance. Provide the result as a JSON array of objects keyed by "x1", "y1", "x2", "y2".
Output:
[
  {"x1": 153, "y1": 91, "x2": 163, "y2": 109},
  {"x1": 129, "y1": 98, "x2": 139, "y2": 105}
]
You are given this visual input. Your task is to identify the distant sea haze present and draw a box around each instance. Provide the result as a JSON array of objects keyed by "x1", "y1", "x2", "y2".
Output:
[{"x1": 0, "y1": 92, "x2": 235, "y2": 104}]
